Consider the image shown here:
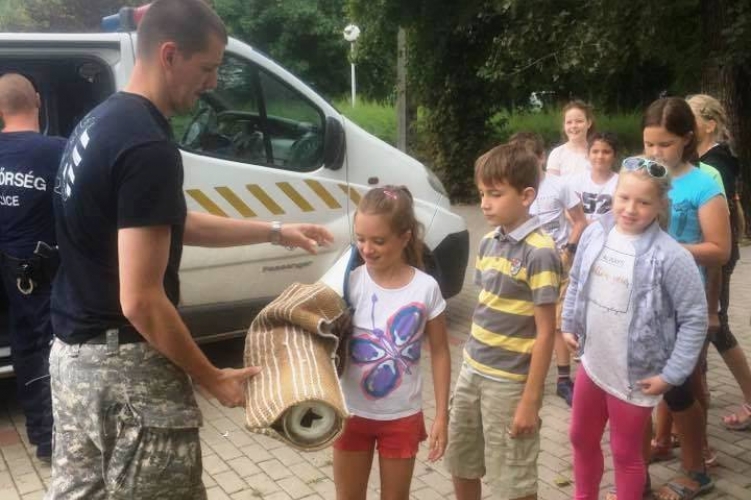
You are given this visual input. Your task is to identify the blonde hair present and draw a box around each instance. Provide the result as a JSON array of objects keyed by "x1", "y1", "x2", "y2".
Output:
[
  {"x1": 616, "y1": 168, "x2": 672, "y2": 230},
  {"x1": 356, "y1": 185, "x2": 425, "y2": 270},
  {"x1": 686, "y1": 94, "x2": 734, "y2": 152}
]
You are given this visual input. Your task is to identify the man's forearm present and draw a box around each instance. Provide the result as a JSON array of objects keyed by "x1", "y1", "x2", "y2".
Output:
[
  {"x1": 125, "y1": 292, "x2": 221, "y2": 386},
  {"x1": 184, "y1": 211, "x2": 273, "y2": 247}
]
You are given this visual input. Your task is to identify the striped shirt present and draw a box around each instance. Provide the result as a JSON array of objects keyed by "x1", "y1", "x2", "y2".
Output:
[{"x1": 464, "y1": 216, "x2": 561, "y2": 382}]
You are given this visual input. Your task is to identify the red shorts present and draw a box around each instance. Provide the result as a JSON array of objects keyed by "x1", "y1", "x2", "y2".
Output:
[{"x1": 333, "y1": 411, "x2": 427, "y2": 459}]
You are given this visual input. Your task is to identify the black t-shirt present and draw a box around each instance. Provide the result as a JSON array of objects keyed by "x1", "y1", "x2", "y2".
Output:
[
  {"x1": 0, "y1": 132, "x2": 65, "y2": 257},
  {"x1": 52, "y1": 92, "x2": 186, "y2": 343},
  {"x1": 701, "y1": 143, "x2": 739, "y2": 199}
]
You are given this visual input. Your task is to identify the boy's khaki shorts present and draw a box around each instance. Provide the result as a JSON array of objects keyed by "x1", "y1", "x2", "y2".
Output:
[{"x1": 445, "y1": 364, "x2": 540, "y2": 499}]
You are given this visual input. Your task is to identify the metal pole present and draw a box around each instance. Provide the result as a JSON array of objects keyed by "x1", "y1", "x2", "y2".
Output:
[{"x1": 350, "y1": 44, "x2": 356, "y2": 107}]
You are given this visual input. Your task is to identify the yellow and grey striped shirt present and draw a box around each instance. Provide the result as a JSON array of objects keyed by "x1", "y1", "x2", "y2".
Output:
[{"x1": 464, "y1": 216, "x2": 561, "y2": 382}]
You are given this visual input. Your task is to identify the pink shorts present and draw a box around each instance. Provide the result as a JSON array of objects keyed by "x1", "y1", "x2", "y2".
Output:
[{"x1": 333, "y1": 412, "x2": 427, "y2": 459}]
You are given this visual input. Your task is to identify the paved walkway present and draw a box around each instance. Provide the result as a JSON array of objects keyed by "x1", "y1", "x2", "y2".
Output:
[{"x1": 3, "y1": 204, "x2": 751, "y2": 499}]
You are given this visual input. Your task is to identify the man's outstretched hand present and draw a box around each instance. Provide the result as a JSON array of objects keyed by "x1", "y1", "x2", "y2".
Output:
[{"x1": 281, "y1": 223, "x2": 334, "y2": 254}]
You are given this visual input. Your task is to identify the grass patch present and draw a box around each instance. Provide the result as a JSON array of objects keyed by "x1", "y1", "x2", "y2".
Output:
[{"x1": 333, "y1": 98, "x2": 397, "y2": 145}]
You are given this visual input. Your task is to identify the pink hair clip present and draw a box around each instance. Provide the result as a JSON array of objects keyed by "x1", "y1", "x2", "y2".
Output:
[{"x1": 382, "y1": 189, "x2": 398, "y2": 200}]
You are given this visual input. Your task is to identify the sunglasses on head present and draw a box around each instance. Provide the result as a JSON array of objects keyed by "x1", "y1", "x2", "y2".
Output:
[{"x1": 621, "y1": 157, "x2": 668, "y2": 178}]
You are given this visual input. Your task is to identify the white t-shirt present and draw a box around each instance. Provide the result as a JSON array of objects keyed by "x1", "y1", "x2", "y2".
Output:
[
  {"x1": 547, "y1": 143, "x2": 591, "y2": 177},
  {"x1": 569, "y1": 172, "x2": 619, "y2": 222},
  {"x1": 581, "y1": 228, "x2": 661, "y2": 407},
  {"x1": 529, "y1": 175, "x2": 580, "y2": 249},
  {"x1": 340, "y1": 266, "x2": 446, "y2": 420}
]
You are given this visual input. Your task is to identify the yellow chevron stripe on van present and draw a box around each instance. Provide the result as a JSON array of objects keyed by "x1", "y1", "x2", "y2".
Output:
[
  {"x1": 305, "y1": 180, "x2": 341, "y2": 209},
  {"x1": 338, "y1": 184, "x2": 361, "y2": 205},
  {"x1": 186, "y1": 189, "x2": 228, "y2": 217},
  {"x1": 277, "y1": 182, "x2": 315, "y2": 212},
  {"x1": 246, "y1": 184, "x2": 285, "y2": 215},
  {"x1": 215, "y1": 187, "x2": 256, "y2": 218}
]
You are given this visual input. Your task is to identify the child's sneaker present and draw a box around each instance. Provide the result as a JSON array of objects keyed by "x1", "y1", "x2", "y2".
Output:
[{"x1": 556, "y1": 378, "x2": 574, "y2": 407}]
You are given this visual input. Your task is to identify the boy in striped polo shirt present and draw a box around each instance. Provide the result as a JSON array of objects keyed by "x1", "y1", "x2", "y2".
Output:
[{"x1": 446, "y1": 143, "x2": 561, "y2": 500}]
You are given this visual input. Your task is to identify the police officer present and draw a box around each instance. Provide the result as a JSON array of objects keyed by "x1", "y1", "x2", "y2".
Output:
[
  {"x1": 0, "y1": 73, "x2": 65, "y2": 462},
  {"x1": 46, "y1": 1, "x2": 333, "y2": 497}
]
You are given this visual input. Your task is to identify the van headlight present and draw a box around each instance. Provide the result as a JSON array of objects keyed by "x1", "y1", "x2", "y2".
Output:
[{"x1": 426, "y1": 168, "x2": 448, "y2": 197}]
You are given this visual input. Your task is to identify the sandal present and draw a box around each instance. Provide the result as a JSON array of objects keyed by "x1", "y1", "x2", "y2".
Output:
[
  {"x1": 654, "y1": 472, "x2": 713, "y2": 500},
  {"x1": 722, "y1": 402, "x2": 751, "y2": 431},
  {"x1": 671, "y1": 433, "x2": 681, "y2": 448},
  {"x1": 650, "y1": 439, "x2": 674, "y2": 463}
]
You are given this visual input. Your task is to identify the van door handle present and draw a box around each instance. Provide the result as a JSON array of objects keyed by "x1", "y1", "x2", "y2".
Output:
[{"x1": 367, "y1": 177, "x2": 379, "y2": 185}]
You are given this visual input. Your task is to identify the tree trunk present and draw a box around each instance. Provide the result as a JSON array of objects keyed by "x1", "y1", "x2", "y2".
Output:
[
  {"x1": 700, "y1": 0, "x2": 751, "y2": 236},
  {"x1": 723, "y1": 64, "x2": 751, "y2": 236}
]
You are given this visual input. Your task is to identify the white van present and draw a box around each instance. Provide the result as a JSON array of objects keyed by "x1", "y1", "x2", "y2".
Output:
[{"x1": 0, "y1": 9, "x2": 469, "y2": 375}]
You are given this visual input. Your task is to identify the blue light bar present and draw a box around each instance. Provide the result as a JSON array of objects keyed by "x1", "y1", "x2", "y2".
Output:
[{"x1": 101, "y1": 5, "x2": 151, "y2": 32}]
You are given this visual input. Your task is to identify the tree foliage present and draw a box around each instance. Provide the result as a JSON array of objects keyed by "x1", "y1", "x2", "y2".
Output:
[
  {"x1": 214, "y1": 0, "x2": 350, "y2": 100},
  {"x1": 348, "y1": 0, "x2": 749, "y2": 201},
  {"x1": 0, "y1": 0, "x2": 142, "y2": 32}
]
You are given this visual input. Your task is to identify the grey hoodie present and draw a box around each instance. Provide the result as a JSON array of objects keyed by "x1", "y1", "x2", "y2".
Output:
[{"x1": 561, "y1": 214, "x2": 707, "y2": 392}]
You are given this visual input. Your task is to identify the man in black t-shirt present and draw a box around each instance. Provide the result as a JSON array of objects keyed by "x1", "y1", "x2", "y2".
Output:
[
  {"x1": 47, "y1": 1, "x2": 333, "y2": 498},
  {"x1": 0, "y1": 73, "x2": 65, "y2": 463}
]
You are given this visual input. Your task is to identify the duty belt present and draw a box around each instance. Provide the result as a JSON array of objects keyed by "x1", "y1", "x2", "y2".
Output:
[{"x1": 0, "y1": 241, "x2": 59, "y2": 295}]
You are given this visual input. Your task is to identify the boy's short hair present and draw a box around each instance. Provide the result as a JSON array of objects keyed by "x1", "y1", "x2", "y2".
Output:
[
  {"x1": 475, "y1": 142, "x2": 541, "y2": 193},
  {"x1": 508, "y1": 131, "x2": 545, "y2": 158}
]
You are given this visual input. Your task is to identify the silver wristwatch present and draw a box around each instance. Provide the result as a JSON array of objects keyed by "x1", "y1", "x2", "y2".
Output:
[{"x1": 269, "y1": 221, "x2": 283, "y2": 245}]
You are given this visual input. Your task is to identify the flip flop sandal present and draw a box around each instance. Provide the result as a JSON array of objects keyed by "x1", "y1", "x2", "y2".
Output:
[
  {"x1": 650, "y1": 439, "x2": 674, "y2": 463},
  {"x1": 655, "y1": 473, "x2": 712, "y2": 500},
  {"x1": 722, "y1": 402, "x2": 751, "y2": 431}
]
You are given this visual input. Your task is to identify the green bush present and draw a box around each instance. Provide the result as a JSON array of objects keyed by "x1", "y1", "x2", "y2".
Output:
[
  {"x1": 495, "y1": 109, "x2": 643, "y2": 155},
  {"x1": 333, "y1": 100, "x2": 643, "y2": 158}
]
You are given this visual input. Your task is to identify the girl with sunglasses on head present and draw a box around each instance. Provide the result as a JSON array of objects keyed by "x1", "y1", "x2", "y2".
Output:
[
  {"x1": 562, "y1": 157, "x2": 707, "y2": 500},
  {"x1": 687, "y1": 94, "x2": 751, "y2": 433},
  {"x1": 643, "y1": 97, "x2": 730, "y2": 500}
]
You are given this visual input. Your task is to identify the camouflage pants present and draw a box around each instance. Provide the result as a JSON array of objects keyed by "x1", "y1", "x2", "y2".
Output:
[{"x1": 45, "y1": 338, "x2": 206, "y2": 500}]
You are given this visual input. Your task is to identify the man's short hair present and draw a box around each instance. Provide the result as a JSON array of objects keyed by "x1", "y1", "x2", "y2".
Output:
[
  {"x1": 137, "y1": 0, "x2": 228, "y2": 59},
  {"x1": 475, "y1": 142, "x2": 540, "y2": 193},
  {"x1": 0, "y1": 73, "x2": 38, "y2": 115}
]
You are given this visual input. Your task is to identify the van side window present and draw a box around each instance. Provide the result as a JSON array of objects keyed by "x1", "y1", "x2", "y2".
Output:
[{"x1": 174, "y1": 54, "x2": 326, "y2": 172}]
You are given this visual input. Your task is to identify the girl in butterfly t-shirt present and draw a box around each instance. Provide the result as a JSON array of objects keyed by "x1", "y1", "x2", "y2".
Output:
[{"x1": 334, "y1": 186, "x2": 451, "y2": 500}]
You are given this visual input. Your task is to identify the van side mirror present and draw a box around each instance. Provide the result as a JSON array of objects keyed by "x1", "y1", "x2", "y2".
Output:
[{"x1": 323, "y1": 116, "x2": 345, "y2": 170}]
